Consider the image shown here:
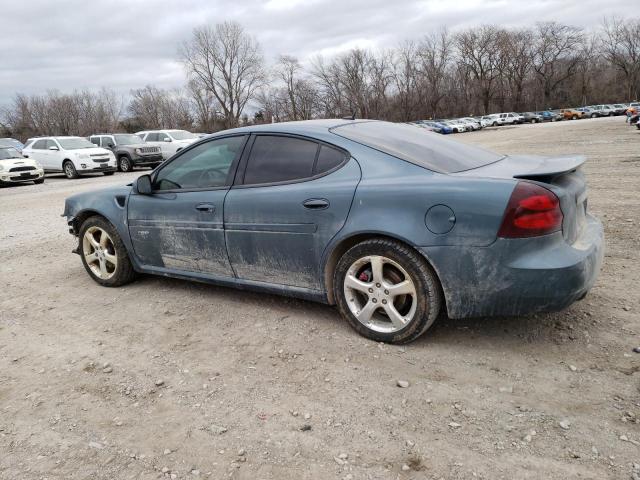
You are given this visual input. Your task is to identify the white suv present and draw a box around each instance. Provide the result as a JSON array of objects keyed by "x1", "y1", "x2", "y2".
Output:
[
  {"x1": 23, "y1": 136, "x2": 116, "y2": 179},
  {"x1": 135, "y1": 130, "x2": 198, "y2": 160}
]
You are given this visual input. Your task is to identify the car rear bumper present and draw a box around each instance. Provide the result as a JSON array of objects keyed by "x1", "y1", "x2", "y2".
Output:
[{"x1": 420, "y1": 214, "x2": 604, "y2": 319}]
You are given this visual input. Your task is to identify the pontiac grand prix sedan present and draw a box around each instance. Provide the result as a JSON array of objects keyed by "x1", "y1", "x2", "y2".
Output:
[{"x1": 63, "y1": 119, "x2": 604, "y2": 343}]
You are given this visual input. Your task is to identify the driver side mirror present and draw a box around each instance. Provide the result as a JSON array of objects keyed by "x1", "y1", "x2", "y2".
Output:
[
  {"x1": 136, "y1": 174, "x2": 153, "y2": 195},
  {"x1": 49, "y1": 145, "x2": 59, "y2": 151},
  {"x1": 163, "y1": 137, "x2": 172, "y2": 142}
]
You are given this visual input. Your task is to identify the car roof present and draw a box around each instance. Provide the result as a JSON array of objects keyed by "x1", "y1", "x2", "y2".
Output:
[{"x1": 212, "y1": 119, "x2": 372, "y2": 137}]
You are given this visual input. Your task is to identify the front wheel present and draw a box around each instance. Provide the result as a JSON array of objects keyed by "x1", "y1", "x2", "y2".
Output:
[
  {"x1": 118, "y1": 156, "x2": 132, "y2": 172},
  {"x1": 79, "y1": 216, "x2": 137, "y2": 287},
  {"x1": 63, "y1": 161, "x2": 79, "y2": 179},
  {"x1": 334, "y1": 238, "x2": 442, "y2": 344}
]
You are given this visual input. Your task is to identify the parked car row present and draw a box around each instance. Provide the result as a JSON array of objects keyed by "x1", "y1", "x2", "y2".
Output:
[
  {"x1": 410, "y1": 101, "x2": 640, "y2": 135},
  {"x1": 0, "y1": 130, "x2": 200, "y2": 186}
]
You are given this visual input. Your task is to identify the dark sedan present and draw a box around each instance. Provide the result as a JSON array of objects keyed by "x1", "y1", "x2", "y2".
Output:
[{"x1": 63, "y1": 120, "x2": 604, "y2": 343}]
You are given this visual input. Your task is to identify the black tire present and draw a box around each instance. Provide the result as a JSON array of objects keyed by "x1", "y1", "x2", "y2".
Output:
[
  {"x1": 103, "y1": 171, "x2": 115, "y2": 176},
  {"x1": 63, "y1": 160, "x2": 79, "y2": 179},
  {"x1": 591, "y1": 113, "x2": 597, "y2": 118},
  {"x1": 118, "y1": 155, "x2": 132, "y2": 172},
  {"x1": 572, "y1": 115, "x2": 578, "y2": 120},
  {"x1": 33, "y1": 178, "x2": 45, "y2": 184},
  {"x1": 78, "y1": 216, "x2": 137, "y2": 287},
  {"x1": 333, "y1": 238, "x2": 442, "y2": 344}
]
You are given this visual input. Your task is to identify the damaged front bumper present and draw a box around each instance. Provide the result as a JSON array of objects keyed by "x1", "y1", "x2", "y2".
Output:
[{"x1": 421, "y1": 214, "x2": 605, "y2": 319}]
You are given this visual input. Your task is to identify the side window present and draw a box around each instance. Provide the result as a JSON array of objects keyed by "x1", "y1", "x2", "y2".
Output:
[
  {"x1": 158, "y1": 133, "x2": 170, "y2": 142},
  {"x1": 32, "y1": 139, "x2": 47, "y2": 149},
  {"x1": 154, "y1": 136, "x2": 246, "y2": 191},
  {"x1": 90, "y1": 137, "x2": 100, "y2": 146},
  {"x1": 45, "y1": 139, "x2": 58, "y2": 149},
  {"x1": 146, "y1": 133, "x2": 158, "y2": 142},
  {"x1": 315, "y1": 145, "x2": 347, "y2": 175},
  {"x1": 102, "y1": 136, "x2": 114, "y2": 147},
  {"x1": 243, "y1": 136, "x2": 319, "y2": 185}
]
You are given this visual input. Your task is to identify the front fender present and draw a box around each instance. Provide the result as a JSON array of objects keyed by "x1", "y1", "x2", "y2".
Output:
[{"x1": 63, "y1": 186, "x2": 140, "y2": 269}]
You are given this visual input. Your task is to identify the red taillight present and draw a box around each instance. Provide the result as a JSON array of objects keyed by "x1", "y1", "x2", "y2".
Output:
[{"x1": 498, "y1": 181, "x2": 563, "y2": 238}]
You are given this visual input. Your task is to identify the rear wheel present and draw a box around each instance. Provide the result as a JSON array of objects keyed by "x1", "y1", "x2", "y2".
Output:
[
  {"x1": 334, "y1": 238, "x2": 442, "y2": 344},
  {"x1": 63, "y1": 161, "x2": 78, "y2": 179},
  {"x1": 572, "y1": 114, "x2": 578, "y2": 120},
  {"x1": 79, "y1": 216, "x2": 136, "y2": 287}
]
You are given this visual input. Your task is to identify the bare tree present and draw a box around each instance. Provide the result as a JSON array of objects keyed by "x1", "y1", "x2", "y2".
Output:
[
  {"x1": 601, "y1": 17, "x2": 640, "y2": 101},
  {"x1": 128, "y1": 85, "x2": 192, "y2": 130},
  {"x1": 501, "y1": 29, "x2": 534, "y2": 111},
  {"x1": 416, "y1": 29, "x2": 452, "y2": 118},
  {"x1": 187, "y1": 78, "x2": 220, "y2": 132},
  {"x1": 456, "y1": 26, "x2": 505, "y2": 114},
  {"x1": 532, "y1": 22, "x2": 584, "y2": 107},
  {"x1": 180, "y1": 21, "x2": 265, "y2": 129}
]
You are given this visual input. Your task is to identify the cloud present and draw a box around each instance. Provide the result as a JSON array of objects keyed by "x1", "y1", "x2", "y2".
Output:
[{"x1": 0, "y1": 0, "x2": 635, "y2": 106}]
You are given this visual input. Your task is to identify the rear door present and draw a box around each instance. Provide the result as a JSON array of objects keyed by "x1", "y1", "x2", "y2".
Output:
[
  {"x1": 127, "y1": 135, "x2": 247, "y2": 276},
  {"x1": 224, "y1": 134, "x2": 360, "y2": 290},
  {"x1": 27, "y1": 139, "x2": 50, "y2": 168}
]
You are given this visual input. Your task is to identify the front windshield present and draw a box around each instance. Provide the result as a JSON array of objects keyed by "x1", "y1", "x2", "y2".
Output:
[
  {"x1": 56, "y1": 138, "x2": 96, "y2": 150},
  {"x1": 0, "y1": 147, "x2": 23, "y2": 160},
  {"x1": 169, "y1": 130, "x2": 197, "y2": 141},
  {"x1": 114, "y1": 134, "x2": 143, "y2": 145}
]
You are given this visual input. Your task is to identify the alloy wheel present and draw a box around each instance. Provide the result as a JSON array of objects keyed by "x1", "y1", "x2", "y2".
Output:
[
  {"x1": 64, "y1": 163, "x2": 75, "y2": 178},
  {"x1": 82, "y1": 226, "x2": 118, "y2": 280},
  {"x1": 120, "y1": 157, "x2": 131, "y2": 172},
  {"x1": 343, "y1": 255, "x2": 417, "y2": 333}
]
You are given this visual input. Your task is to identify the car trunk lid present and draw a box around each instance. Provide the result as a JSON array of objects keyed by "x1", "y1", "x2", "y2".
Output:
[{"x1": 453, "y1": 154, "x2": 588, "y2": 244}]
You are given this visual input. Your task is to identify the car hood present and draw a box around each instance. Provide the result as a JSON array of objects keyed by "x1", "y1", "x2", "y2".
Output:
[
  {"x1": 0, "y1": 157, "x2": 41, "y2": 169},
  {"x1": 453, "y1": 154, "x2": 586, "y2": 180}
]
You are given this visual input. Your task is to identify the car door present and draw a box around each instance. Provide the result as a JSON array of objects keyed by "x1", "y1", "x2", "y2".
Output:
[
  {"x1": 127, "y1": 135, "x2": 247, "y2": 276},
  {"x1": 224, "y1": 134, "x2": 361, "y2": 290},
  {"x1": 47, "y1": 139, "x2": 64, "y2": 171},
  {"x1": 100, "y1": 135, "x2": 116, "y2": 152},
  {"x1": 26, "y1": 139, "x2": 50, "y2": 168},
  {"x1": 157, "y1": 132, "x2": 178, "y2": 158}
]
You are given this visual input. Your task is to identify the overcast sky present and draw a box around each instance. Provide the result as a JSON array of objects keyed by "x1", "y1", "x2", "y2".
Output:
[{"x1": 0, "y1": 0, "x2": 636, "y2": 107}]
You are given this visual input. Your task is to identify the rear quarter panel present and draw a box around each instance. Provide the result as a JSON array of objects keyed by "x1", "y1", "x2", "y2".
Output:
[{"x1": 331, "y1": 144, "x2": 516, "y2": 249}]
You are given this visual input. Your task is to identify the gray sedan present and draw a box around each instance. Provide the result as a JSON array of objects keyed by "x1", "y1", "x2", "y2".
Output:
[{"x1": 63, "y1": 120, "x2": 604, "y2": 343}]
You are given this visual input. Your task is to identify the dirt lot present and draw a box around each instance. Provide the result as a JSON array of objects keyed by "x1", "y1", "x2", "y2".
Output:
[{"x1": 1, "y1": 117, "x2": 639, "y2": 480}]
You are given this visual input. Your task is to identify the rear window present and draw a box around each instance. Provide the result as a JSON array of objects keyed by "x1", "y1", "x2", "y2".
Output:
[{"x1": 331, "y1": 121, "x2": 503, "y2": 173}]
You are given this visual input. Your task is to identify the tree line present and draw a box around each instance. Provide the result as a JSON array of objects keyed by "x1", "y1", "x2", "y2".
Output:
[{"x1": 1, "y1": 17, "x2": 638, "y2": 141}]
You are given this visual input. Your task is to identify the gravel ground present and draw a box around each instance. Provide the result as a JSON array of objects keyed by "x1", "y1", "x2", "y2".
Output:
[{"x1": 1, "y1": 116, "x2": 639, "y2": 480}]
